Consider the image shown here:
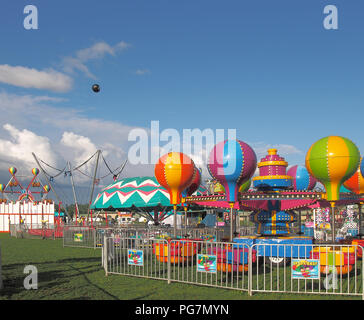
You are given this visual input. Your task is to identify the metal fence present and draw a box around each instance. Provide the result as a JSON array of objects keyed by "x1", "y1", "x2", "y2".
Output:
[
  {"x1": 63, "y1": 225, "x2": 96, "y2": 248},
  {"x1": 63, "y1": 225, "x2": 227, "y2": 249},
  {"x1": 9, "y1": 223, "x2": 63, "y2": 240},
  {"x1": 148, "y1": 227, "x2": 225, "y2": 241},
  {"x1": 102, "y1": 236, "x2": 364, "y2": 298},
  {"x1": 103, "y1": 237, "x2": 251, "y2": 292},
  {"x1": 104, "y1": 237, "x2": 169, "y2": 282},
  {"x1": 250, "y1": 243, "x2": 364, "y2": 297},
  {"x1": 169, "y1": 239, "x2": 250, "y2": 291}
]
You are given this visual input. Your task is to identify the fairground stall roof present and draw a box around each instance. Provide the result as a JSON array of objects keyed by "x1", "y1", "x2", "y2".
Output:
[{"x1": 91, "y1": 176, "x2": 207, "y2": 210}]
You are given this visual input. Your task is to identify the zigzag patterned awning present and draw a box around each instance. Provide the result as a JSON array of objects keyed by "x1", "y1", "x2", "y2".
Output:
[{"x1": 91, "y1": 176, "x2": 207, "y2": 210}]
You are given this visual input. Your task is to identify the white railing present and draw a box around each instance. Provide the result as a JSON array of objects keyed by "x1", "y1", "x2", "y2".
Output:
[
  {"x1": 102, "y1": 236, "x2": 364, "y2": 299},
  {"x1": 63, "y1": 226, "x2": 226, "y2": 249},
  {"x1": 250, "y1": 243, "x2": 364, "y2": 297}
]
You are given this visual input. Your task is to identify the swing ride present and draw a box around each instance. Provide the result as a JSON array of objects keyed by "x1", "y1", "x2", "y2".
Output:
[
  {"x1": 31, "y1": 150, "x2": 128, "y2": 223},
  {"x1": 0, "y1": 146, "x2": 128, "y2": 233}
]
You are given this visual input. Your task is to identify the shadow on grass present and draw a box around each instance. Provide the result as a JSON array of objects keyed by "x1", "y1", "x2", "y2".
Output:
[
  {"x1": 132, "y1": 292, "x2": 157, "y2": 300},
  {"x1": 68, "y1": 265, "x2": 119, "y2": 300},
  {"x1": 0, "y1": 256, "x2": 108, "y2": 300}
]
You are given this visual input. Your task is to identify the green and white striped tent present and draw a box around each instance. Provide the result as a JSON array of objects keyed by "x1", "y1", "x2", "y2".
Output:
[{"x1": 91, "y1": 176, "x2": 207, "y2": 223}]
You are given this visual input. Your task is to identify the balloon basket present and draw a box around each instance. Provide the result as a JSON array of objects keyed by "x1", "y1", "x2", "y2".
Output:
[
  {"x1": 217, "y1": 263, "x2": 249, "y2": 273},
  {"x1": 206, "y1": 245, "x2": 256, "y2": 273},
  {"x1": 153, "y1": 242, "x2": 197, "y2": 264},
  {"x1": 309, "y1": 246, "x2": 356, "y2": 275}
]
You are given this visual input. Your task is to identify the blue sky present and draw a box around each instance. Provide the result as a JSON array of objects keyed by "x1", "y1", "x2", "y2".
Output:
[{"x1": 0, "y1": 0, "x2": 363, "y2": 198}]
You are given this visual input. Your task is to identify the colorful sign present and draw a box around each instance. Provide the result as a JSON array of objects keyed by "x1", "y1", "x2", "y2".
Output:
[
  {"x1": 201, "y1": 234, "x2": 216, "y2": 242},
  {"x1": 74, "y1": 233, "x2": 83, "y2": 242},
  {"x1": 291, "y1": 259, "x2": 320, "y2": 279},
  {"x1": 128, "y1": 249, "x2": 143, "y2": 266},
  {"x1": 197, "y1": 254, "x2": 217, "y2": 273}
]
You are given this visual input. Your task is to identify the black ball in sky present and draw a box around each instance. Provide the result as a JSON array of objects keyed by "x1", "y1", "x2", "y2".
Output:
[{"x1": 92, "y1": 84, "x2": 100, "y2": 93}]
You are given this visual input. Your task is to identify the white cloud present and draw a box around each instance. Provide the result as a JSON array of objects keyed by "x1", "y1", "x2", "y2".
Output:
[
  {"x1": 0, "y1": 124, "x2": 57, "y2": 171},
  {"x1": 60, "y1": 132, "x2": 97, "y2": 164},
  {"x1": 0, "y1": 91, "x2": 305, "y2": 194},
  {"x1": 135, "y1": 69, "x2": 150, "y2": 75},
  {"x1": 0, "y1": 65, "x2": 72, "y2": 92},
  {"x1": 0, "y1": 91, "x2": 146, "y2": 185},
  {"x1": 63, "y1": 41, "x2": 131, "y2": 79},
  {"x1": 0, "y1": 41, "x2": 131, "y2": 92}
]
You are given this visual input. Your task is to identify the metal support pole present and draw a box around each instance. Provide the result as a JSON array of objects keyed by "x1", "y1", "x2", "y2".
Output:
[
  {"x1": 331, "y1": 202, "x2": 336, "y2": 243},
  {"x1": 229, "y1": 202, "x2": 234, "y2": 241},
  {"x1": 104, "y1": 234, "x2": 108, "y2": 275},
  {"x1": 184, "y1": 206, "x2": 188, "y2": 236},
  {"x1": 167, "y1": 240, "x2": 171, "y2": 284},
  {"x1": 68, "y1": 161, "x2": 79, "y2": 224},
  {"x1": 248, "y1": 246, "x2": 252, "y2": 296},
  {"x1": 87, "y1": 150, "x2": 101, "y2": 221},
  {"x1": 173, "y1": 205, "x2": 177, "y2": 239},
  {"x1": 234, "y1": 210, "x2": 239, "y2": 236}
]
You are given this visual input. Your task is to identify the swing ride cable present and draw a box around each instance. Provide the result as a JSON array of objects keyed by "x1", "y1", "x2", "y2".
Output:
[
  {"x1": 74, "y1": 153, "x2": 127, "y2": 180},
  {"x1": 113, "y1": 159, "x2": 128, "y2": 180},
  {"x1": 99, "y1": 152, "x2": 126, "y2": 179},
  {"x1": 37, "y1": 160, "x2": 67, "y2": 179},
  {"x1": 74, "y1": 167, "x2": 93, "y2": 179},
  {"x1": 32, "y1": 153, "x2": 71, "y2": 219},
  {"x1": 101, "y1": 152, "x2": 114, "y2": 175},
  {"x1": 72, "y1": 151, "x2": 98, "y2": 171},
  {"x1": 35, "y1": 153, "x2": 100, "y2": 219},
  {"x1": 43, "y1": 170, "x2": 72, "y2": 206},
  {"x1": 50, "y1": 178, "x2": 73, "y2": 206},
  {"x1": 99, "y1": 161, "x2": 126, "y2": 179},
  {"x1": 34, "y1": 156, "x2": 71, "y2": 205},
  {"x1": 39, "y1": 159, "x2": 65, "y2": 172},
  {"x1": 73, "y1": 168, "x2": 94, "y2": 204}
]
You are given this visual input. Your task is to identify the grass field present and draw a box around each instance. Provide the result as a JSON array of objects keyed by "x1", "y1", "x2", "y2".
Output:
[{"x1": 0, "y1": 234, "x2": 361, "y2": 300}]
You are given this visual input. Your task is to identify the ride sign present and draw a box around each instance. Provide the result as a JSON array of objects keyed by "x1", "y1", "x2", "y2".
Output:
[{"x1": 291, "y1": 259, "x2": 320, "y2": 280}]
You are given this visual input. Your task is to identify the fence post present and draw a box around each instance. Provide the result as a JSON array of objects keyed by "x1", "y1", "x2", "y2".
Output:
[
  {"x1": 104, "y1": 235, "x2": 108, "y2": 276},
  {"x1": 101, "y1": 244, "x2": 104, "y2": 268},
  {"x1": 248, "y1": 245, "x2": 252, "y2": 296},
  {"x1": 167, "y1": 239, "x2": 171, "y2": 284},
  {"x1": 94, "y1": 228, "x2": 97, "y2": 250}
]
